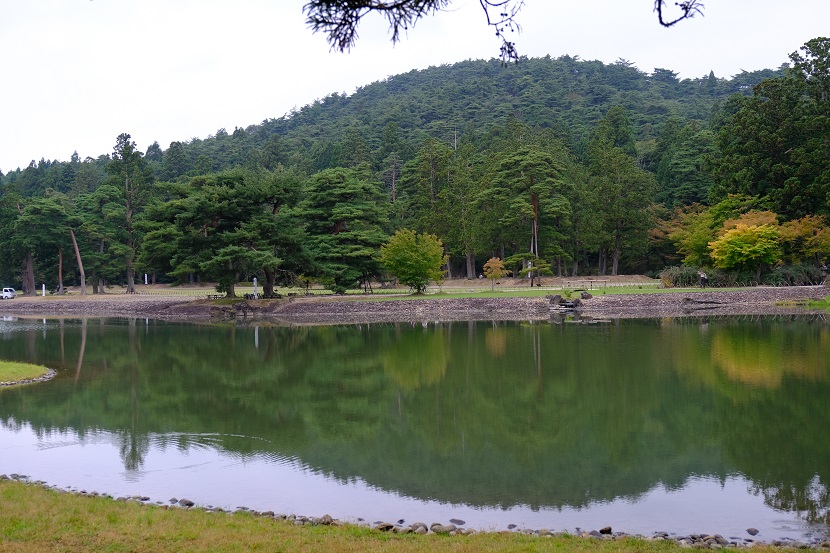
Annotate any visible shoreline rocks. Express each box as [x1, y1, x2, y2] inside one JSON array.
[[0, 368, 57, 388], [2, 473, 828, 549]]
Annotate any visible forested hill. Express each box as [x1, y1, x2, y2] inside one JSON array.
[[5, 45, 828, 294], [1, 55, 780, 192], [259, 56, 776, 159]]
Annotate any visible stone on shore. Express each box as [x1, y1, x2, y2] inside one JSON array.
[[430, 523, 456, 534]]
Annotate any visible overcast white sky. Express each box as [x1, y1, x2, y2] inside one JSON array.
[[1, 1, 828, 172]]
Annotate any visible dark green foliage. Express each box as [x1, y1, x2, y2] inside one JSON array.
[[486, 145, 572, 262], [652, 120, 716, 206], [710, 38, 830, 219], [0, 48, 823, 283], [659, 265, 726, 287], [660, 262, 824, 288], [300, 166, 389, 291], [1, 55, 782, 199], [588, 107, 657, 275], [141, 168, 308, 297], [11, 195, 73, 294], [765, 263, 825, 286]]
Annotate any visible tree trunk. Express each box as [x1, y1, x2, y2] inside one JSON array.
[[263, 268, 276, 299], [22, 252, 36, 296], [444, 247, 452, 280], [94, 239, 105, 294], [530, 192, 540, 257], [226, 283, 235, 298], [527, 259, 536, 287], [126, 259, 136, 293], [612, 232, 621, 276], [57, 247, 64, 295], [530, 219, 538, 258], [466, 251, 476, 279], [69, 228, 86, 295], [125, 172, 137, 294]]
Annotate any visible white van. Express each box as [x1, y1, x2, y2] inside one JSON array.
[[2, 288, 16, 299]]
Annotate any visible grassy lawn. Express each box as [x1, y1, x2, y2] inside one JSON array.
[[341, 285, 748, 301], [0, 361, 49, 384], [0, 479, 783, 553], [808, 296, 830, 308]]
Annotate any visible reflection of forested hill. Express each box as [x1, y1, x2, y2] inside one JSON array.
[[0, 318, 827, 522]]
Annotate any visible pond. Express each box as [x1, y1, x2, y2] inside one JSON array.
[[1, 315, 829, 542]]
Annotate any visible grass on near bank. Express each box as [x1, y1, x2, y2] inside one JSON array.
[[0, 480, 782, 553], [0, 361, 49, 385]]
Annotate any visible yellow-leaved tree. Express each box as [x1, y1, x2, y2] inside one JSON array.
[[483, 257, 507, 290], [708, 211, 781, 282]]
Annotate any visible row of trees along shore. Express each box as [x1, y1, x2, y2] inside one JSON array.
[[1, 39, 829, 296]]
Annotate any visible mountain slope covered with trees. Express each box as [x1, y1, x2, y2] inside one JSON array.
[[1, 42, 827, 295]]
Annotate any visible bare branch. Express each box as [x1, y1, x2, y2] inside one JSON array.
[[303, 1, 452, 53], [304, 1, 697, 64], [303, 0, 524, 63], [654, 0, 704, 27], [479, 0, 524, 65]]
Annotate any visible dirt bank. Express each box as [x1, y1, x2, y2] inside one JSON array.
[[0, 285, 826, 324], [577, 286, 829, 320], [0, 294, 198, 320]]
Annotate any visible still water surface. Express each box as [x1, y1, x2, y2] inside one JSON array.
[[1, 316, 828, 541]]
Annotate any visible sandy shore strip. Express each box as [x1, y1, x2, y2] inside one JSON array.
[[0, 285, 826, 324]]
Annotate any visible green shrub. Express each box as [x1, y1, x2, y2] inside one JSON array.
[[659, 266, 705, 288], [764, 263, 824, 286]]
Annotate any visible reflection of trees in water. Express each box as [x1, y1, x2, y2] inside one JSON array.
[[707, 327, 830, 524], [755, 478, 830, 526], [118, 428, 149, 473], [74, 319, 86, 383], [710, 321, 829, 388], [120, 320, 148, 472], [717, 376, 830, 525], [382, 324, 447, 389], [663, 316, 830, 524], [484, 325, 507, 358], [0, 317, 828, 523], [665, 316, 829, 391]]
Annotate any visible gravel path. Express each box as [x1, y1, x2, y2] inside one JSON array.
[[0, 285, 826, 324]]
